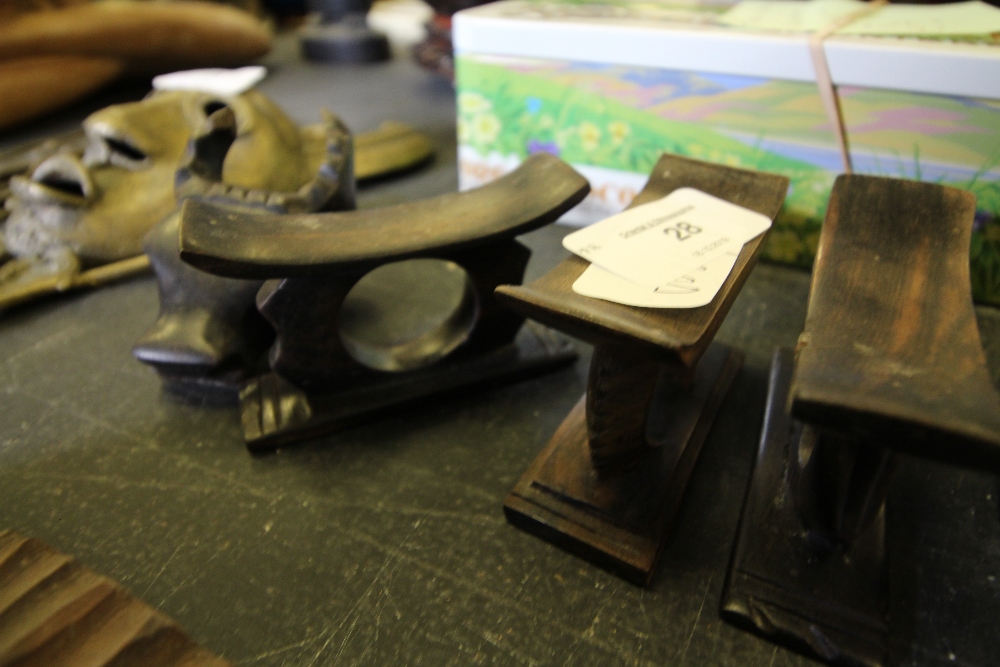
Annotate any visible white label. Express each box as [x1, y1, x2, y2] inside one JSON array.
[[152, 66, 267, 97], [572, 250, 741, 309], [562, 187, 770, 290]]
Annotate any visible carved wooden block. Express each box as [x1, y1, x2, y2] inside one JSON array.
[[179, 153, 590, 449], [0, 530, 230, 667], [496, 154, 789, 585], [722, 175, 1000, 667]]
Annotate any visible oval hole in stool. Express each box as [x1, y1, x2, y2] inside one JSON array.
[[338, 259, 478, 372]]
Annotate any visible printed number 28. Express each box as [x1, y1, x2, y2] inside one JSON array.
[[664, 221, 702, 241]]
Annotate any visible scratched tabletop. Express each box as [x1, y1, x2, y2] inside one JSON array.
[[1, 37, 999, 667]]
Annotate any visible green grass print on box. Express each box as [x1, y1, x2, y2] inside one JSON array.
[[456, 56, 1000, 306]]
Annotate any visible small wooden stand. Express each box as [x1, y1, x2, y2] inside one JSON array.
[[722, 175, 1000, 667], [179, 154, 590, 450], [496, 154, 789, 585]]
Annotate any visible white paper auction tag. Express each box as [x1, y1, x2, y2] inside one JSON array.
[[562, 187, 771, 289], [152, 66, 267, 97], [572, 250, 740, 309]]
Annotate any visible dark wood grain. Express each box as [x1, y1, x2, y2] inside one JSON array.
[[724, 175, 1000, 667], [178, 153, 590, 279], [791, 175, 1000, 470], [496, 154, 789, 367], [722, 349, 888, 667], [0, 530, 230, 667], [585, 344, 667, 474]]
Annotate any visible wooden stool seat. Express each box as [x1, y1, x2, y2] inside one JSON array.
[[497, 154, 789, 585], [791, 175, 1000, 468], [723, 174, 1000, 667], [180, 153, 587, 279]]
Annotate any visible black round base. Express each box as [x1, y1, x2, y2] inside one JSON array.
[[300, 22, 391, 63]]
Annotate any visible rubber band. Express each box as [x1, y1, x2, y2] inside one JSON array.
[[808, 0, 888, 173]]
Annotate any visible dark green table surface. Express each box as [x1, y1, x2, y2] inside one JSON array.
[[1, 38, 998, 667]]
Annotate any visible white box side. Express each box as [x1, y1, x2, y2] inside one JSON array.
[[454, 1, 1000, 99], [825, 37, 1000, 98], [453, 11, 817, 82]]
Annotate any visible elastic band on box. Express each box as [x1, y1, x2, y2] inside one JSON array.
[[808, 0, 888, 174]]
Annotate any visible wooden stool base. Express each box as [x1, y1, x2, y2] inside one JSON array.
[[240, 324, 576, 452], [503, 343, 741, 586], [721, 349, 888, 667]]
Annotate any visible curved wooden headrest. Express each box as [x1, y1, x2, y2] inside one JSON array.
[[496, 153, 789, 365], [791, 174, 1000, 470], [179, 153, 590, 279]]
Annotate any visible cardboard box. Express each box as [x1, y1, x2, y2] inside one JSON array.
[[453, 0, 1000, 305]]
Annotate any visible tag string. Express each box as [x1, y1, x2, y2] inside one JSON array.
[[807, 0, 889, 174]]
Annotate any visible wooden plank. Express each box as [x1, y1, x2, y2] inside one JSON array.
[[179, 153, 589, 279], [791, 175, 1000, 470]]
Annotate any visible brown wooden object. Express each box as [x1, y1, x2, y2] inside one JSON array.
[[0, 56, 122, 132], [722, 175, 1000, 667], [0, 529, 230, 667], [178, 153, 590, 450], [495, 154, 789, 585], [0, 1, 272, 72]]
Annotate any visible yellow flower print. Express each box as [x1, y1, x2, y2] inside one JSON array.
[[458, 118, 471, 145], [578, 122, 601, 152], [458, 92, 491, 115], [474, 113, 502, 144], [608, 121, 631, 145]]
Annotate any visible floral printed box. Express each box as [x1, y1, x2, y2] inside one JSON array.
[[453, 0, 1000, 305]]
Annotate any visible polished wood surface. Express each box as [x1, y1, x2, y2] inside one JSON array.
[[495, 154, 789, 367], [0, 530, 230, 667], [791, 175, 1000, 470], [724, 175, 1000, 667], [179, 153, 589, 279]]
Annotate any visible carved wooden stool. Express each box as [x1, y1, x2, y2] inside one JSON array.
[[178, 154, 589, 451], [721, 175, 1000, 667], [494, 154, 789, 585]]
